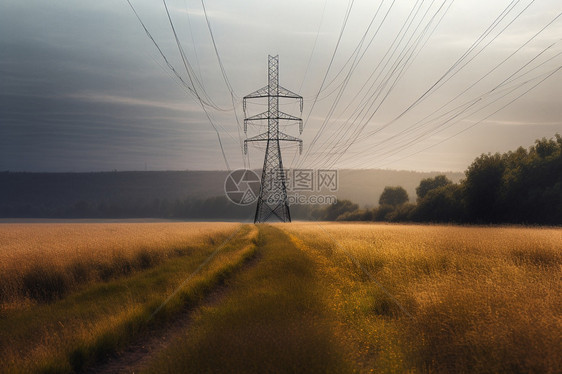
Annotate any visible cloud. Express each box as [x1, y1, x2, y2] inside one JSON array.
[[67, 92, 199, 113], [2, 0, 561, 172], [473, 119, 562, 126]]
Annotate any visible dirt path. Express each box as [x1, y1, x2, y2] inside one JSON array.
[[136, 224, 352, 373], [86, 225, 355, 373], [85, 251, 262, 374]]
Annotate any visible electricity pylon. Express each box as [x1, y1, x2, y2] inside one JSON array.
[[243, 55, 303, 223]]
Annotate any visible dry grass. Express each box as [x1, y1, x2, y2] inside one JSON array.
[[144, 224, 352, 374], [0, 222, 257, 373], [0, 222, 239, 306], [282, 222, 562, 373], [2, 221, 560, 372]]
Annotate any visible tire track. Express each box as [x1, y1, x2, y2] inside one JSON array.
[[84, 231, 261, 374]]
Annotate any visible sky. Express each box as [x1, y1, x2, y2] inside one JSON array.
[[1, 0, 561, 172]]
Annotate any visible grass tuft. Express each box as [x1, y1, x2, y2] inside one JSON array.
[[511, 247, 561, 268], [0, 222, 239, 306], [22, 265, 70, 302], [0, 222, 255, 373]]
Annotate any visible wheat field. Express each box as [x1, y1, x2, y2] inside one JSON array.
[[0, 221, 240, 306], [0, 222, 257, 373], [282, 223, 562, 373], [1, 221, 560, 373]]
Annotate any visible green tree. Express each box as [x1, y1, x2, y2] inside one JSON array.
[[501, 135, 562, 223], [321, 199, 359, 221], [412, 184, 465, 223], [336, 209, 372, 221], [416, 175, 452, 200], [379, 186, 409, 207], [372, 204, 395, 221], [463, 153, 505, 222], [386, 203, 416, 222]]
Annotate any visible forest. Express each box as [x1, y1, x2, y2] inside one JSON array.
[[333, 134, 562, 225]]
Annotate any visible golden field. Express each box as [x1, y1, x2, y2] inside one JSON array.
[[0, 222, 257, 372], [281, 223, 562, 373], [0, 222, 240, 306], [0, 221, 560, 373]]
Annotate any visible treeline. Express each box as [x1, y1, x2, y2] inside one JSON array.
[[0, 194, 320, 221], [1, 195, 243, 219], [324, 134, 562, 225], [2, 135, 559, 224]]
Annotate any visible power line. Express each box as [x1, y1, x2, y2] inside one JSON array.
[[337, 13, 562, 169], [366, 0, 530, 139], [299, 0, 398, 162], [372, 66, 562, 169], [297, 0, 329, 95], [125, 0, 560, 172], [162, 0, 231, 170], [183, 0, 205, 85], [303, 0, 451, 170], [295, 0, 397, 168], [125, 0, 228, 111], [200, 0, 247, 167], [303, 0, 440, 169], [344, 60, 562, 169], [310, 0, 545, 171], [301, 0, 356, 131], [350, 25, 562, 162]]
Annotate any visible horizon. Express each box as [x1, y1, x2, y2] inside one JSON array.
[[1, 167, 468, 175]]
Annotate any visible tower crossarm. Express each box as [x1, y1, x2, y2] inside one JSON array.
[[243, 132, 267, 154], [244, 111, 268, 132], [244, 132, 269, 143], [278, 131, 303, 154], [278, 86, 303, 113], [277, 111, 301, 122], [245, 111, 269, 121], [277, 131, 301, 143], [278, 111, 303, 134], [243, 131, 302, 154], [244, 132, 269, 142], [244, 131, 301, 143], [243, 86, 268, 114], [245, 111, 301, 122], [244, 111, 303, 134], [244, 85, 269, 99]]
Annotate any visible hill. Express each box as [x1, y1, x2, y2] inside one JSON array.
[[0, 169, 463, 218]]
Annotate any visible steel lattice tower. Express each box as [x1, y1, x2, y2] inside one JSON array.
[[243, 55, 303, 223]]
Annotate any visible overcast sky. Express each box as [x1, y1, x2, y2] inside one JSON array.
[[1, 0, 561, 172]]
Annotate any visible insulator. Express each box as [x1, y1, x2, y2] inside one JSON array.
[[299, 141, 303, 155], [244, 142, 248, 154], [299, 120, 303, 134]]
